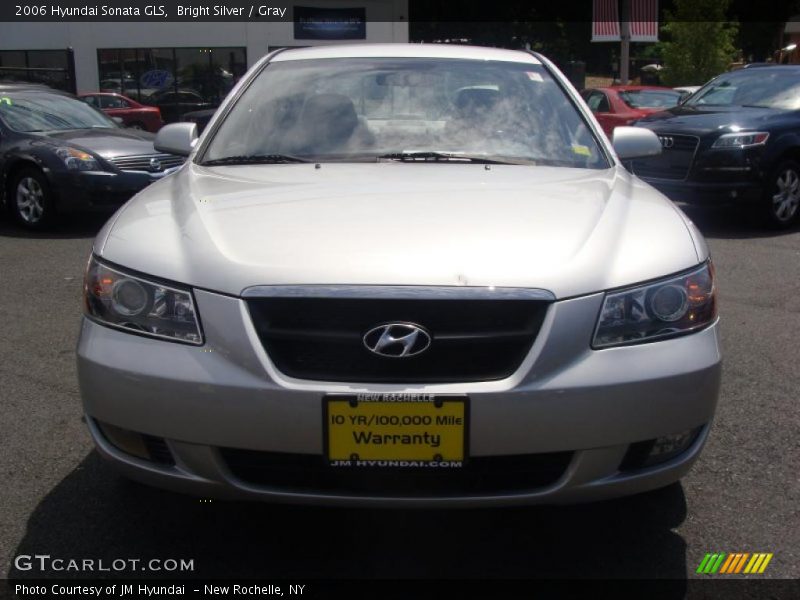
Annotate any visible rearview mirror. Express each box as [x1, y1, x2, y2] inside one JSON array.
[[612, 126, 662, 161], [154, 122, 198, 156]]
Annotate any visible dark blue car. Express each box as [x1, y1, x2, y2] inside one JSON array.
[[632, 65, 800, 228], [0, 84, 184, 229]]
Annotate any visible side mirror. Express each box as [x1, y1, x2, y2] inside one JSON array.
[[154, 122, 197, 156], [612, 126, 662, 161]]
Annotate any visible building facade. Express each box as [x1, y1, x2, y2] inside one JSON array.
[[0, 1, 408, 121]]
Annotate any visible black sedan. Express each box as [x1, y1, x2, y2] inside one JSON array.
[[631, 65, 800, 227], [146, 89, 214, 123], [0, 84, 184, 229]]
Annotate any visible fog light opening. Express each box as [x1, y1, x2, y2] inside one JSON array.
[[96, 421, 174, 465], [620, 427, 703, 471], [650, 429, 697, 459]]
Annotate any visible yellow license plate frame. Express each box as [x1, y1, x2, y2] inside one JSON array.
[[324, 395, 468, 465]]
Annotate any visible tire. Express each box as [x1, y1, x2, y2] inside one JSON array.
[[9, 167, 55, 229], [762, 160, 800, 228]]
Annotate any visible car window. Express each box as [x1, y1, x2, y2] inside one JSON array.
[[202, 57, 609, 169], [82, 95, 99, 107], [618, 90, 681, 109], [585, 91, 610, 113], [100, 95, 130, 109], [178, 93, 200, 102], [687, 70, 800, 109], [0, 91, 116, 131], [690, 85, 736, 106]]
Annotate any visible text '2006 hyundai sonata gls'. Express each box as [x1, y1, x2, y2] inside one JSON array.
[[77, 44, 721, 506]]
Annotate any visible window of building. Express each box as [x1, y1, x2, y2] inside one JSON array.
[[97, 47, 246, 122], [0, 49, 74, 93]]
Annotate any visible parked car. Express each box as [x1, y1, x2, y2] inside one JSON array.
[[673, 86, 701, 102], [180, 107, 216, 134], [79, 92, 164, 132], [632, 65, 800, 227], [0, 84, 184, 228], [77, 44, 720, 506], [99, 80, 161, 103], [581, 86, 683, 136], [145, 88, 214, 123]]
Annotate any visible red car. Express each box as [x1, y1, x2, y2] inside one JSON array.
[[79, 92, 164, 133], [580, 86, 683, 137]]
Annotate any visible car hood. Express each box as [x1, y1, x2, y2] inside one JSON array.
[[635, 105, 785, 136], [96, 163, 703, 299], [39, 128, 156, 159]]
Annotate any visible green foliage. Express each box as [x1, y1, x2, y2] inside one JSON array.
[[660, 0, 739, 86]]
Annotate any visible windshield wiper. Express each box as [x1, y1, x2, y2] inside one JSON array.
[[376, 151, 534, 165], [200, 154, 310, 166]]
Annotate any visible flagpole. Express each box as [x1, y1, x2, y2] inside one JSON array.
[[620, 0, 631, 84]]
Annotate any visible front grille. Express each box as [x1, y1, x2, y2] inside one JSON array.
[[108, 153, 185, 172], [631, 134, 699, 180], [246, 297, 549, 383], [220, 449, 572, 496]]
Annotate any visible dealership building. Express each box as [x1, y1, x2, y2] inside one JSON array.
[[0, 1, 408, 120]]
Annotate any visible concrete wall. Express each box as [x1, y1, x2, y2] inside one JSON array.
[[0, 1, 409, 92]]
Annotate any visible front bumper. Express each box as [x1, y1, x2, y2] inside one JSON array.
[[644, 177, 762, 205], [49, 168, 175, 212], [635, 138, 766, 204], [77, 289, 722, 507]]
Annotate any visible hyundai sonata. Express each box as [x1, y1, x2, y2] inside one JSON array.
[[77, 44, 721, 506]]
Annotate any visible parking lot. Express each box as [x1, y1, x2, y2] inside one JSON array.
[[1, 203, 798, 581]]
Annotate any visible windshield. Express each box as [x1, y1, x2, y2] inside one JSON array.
[[0, 91, 116, 132], [686, 70, 800, 109], [618, 89, 681, 109], [201, 57, 608, 168]]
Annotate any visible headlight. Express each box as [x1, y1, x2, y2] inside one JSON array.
[[84, 256, 203, 345], [712, 132, 769, 149], [55, 147, 101, 171], [593, 262, 716, 349]]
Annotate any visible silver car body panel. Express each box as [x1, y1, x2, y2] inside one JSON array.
[[77, 289, 721, 505], [95, 163, 703, 299]]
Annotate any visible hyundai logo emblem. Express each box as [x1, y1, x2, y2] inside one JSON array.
[[363, 323, 432, 358], [658, 136, 674, 149], [149, 157, 163, 172]]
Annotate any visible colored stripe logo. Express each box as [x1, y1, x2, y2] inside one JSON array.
[[697, 552, 773, 574]]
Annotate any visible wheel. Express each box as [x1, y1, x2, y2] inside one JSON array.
[[763, 160, 800, 228], [10, 168, 55, 229], [128, 122, 145, 130]]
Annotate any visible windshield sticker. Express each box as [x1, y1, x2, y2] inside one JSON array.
[[525, 71, 544, 82], [572, 144, 591, 157], [0, 97, 12, 106]]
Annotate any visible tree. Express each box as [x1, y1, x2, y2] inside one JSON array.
[[660, 0, 739, 86]]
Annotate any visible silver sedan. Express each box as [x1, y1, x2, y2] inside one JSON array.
[[77, 44, 721, 506]]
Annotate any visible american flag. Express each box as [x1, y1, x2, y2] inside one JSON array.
[[629, 0, 659, 42], [592, 0, 621, 42], [593, 0, 659, 43]]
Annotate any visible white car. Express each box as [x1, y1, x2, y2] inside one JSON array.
[[77, 44, 721, 506], [674, 85, 701, 102]]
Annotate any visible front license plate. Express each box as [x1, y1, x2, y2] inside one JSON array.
[[324, 394, 467, 466]]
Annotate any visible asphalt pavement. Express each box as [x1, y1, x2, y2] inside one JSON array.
[[0, 204, 798, 582]]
